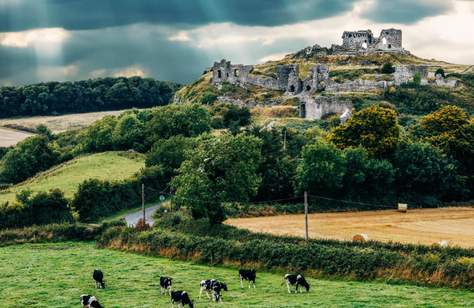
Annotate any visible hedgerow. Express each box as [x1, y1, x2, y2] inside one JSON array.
[[97, 224, 474, 288]]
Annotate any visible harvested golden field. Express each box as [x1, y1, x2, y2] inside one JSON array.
[[0, 127, 34, 147], [0, 110, 129, 134], [226, 207, 474, 248]]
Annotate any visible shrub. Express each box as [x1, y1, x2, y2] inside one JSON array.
[[0, 189, 73, 229], [435, 68, 445, 78], [72, 166, 168, 222], [381, 63, 395, 74]]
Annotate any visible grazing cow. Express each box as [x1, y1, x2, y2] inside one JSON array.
[[159, 276, 173, 295], [80, 294, 103, 308], [93, 269, 105, 289], [170, 290, 194, 308], [199, 279, 228, 302], [239, 269, 256, 288], [284, 274, 310, 293]]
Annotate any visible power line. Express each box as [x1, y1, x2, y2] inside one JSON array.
[[307, 194, 396, 209]]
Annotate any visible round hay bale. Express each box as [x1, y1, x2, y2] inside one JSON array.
[[438, 240, 450, 248], [352, 233, 369, 243], [398, 203, 408, 213]]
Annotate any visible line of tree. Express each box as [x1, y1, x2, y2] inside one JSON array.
[[1, 102, 473, 226], [0, 77, 180, 118]]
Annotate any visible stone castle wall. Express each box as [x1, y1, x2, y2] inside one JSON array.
[[301, 96, 353, 121], [342, 28, 403, 52]]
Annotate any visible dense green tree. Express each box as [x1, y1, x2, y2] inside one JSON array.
[[296, 141, 346, 196], [0, 136, 59, 183], [246, 127, 296, 201], [172, 134, 262, 224], [112, 113, 144, 150], [145, 104, 212, 144], [417, 106, 474, 196], [343, 147, 395, 201], [329, 106, 400, 158], [146, 136, 196, 177], [80, 116, 118, 152], [393, 142, 463, 201], [210, 103, 251, 131]]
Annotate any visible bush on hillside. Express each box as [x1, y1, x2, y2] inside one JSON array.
[[0, 189, 73, 229], [381, 63, 395, 74], [0, 135, 60, 184], [72, 166, 168, 222], [145, 104, 212, 145]]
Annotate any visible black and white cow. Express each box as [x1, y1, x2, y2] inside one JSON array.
[[80, 294, 103, 308], [159, 276, 173, 295], [199, 279, 228, 302], [284, 274, 310, 293], [93, 269, 105, 289], [239, 269, 256, 288], [170, 290, 194, 308]]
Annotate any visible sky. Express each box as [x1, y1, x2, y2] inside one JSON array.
[[0, 0, 473, 86]]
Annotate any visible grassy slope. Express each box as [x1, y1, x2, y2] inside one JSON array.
[[0, 151, 144, 204], [0, 243, 473, 308]]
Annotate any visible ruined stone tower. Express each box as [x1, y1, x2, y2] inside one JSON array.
[[342, 30, 374, 49], [342, 28, 403, 52]]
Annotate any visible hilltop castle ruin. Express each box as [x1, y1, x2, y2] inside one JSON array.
[[208, 29, 457, 121], [342, 29, 402, 52]]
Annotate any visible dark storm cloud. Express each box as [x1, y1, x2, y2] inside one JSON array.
[[362, 0, 453, 24], [0, 0, 360, 32], [0, 22, 313, 85]]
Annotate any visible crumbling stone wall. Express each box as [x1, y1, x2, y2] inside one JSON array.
[[326, 79, 387, 93], [300, 96, 353, 121], [342, 30, 374, 49], [394, 65, 429, 85], [211, 59, 329, 94], [372, 29, 402, 51]]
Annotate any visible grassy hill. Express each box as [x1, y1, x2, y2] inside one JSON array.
[[1, 242, 473, 307], [0, 151, 145, 204], [175, 50, 474, 120]]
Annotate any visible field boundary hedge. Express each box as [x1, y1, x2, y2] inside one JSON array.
[[0, 222, 124, 246], [98, 225, 474, 289]]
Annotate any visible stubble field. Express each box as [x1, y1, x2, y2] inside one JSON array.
[[226, 207, 474, 248]]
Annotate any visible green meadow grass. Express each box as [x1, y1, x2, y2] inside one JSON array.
[[0, 242, 473, 307], [0, 151, 144, 204]]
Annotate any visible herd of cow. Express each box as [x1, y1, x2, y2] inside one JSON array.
[[80, 268, 310, 307]]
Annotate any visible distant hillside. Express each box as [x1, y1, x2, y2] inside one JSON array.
[[0, 77, 181, 119], [175, 47, 473, 120], [0, 151, 144, 204]]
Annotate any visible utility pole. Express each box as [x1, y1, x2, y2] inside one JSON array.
[[283, 128, 287, 152], [304, 191, 309, 241], [142, 183, 145, 223]]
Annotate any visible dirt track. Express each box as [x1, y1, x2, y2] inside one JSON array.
[[226, 207, 474, 248]]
